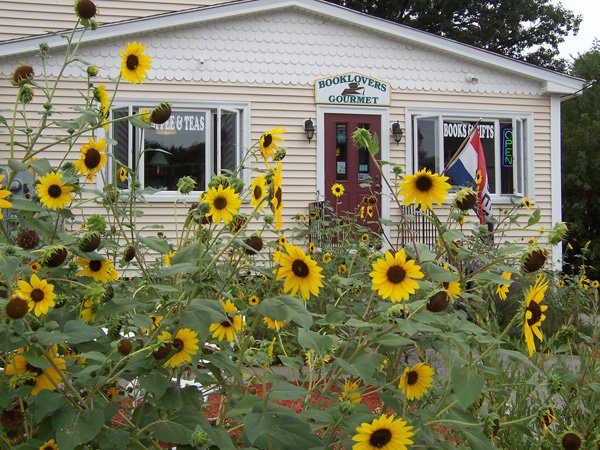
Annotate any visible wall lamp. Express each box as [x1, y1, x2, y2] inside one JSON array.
[[304, 118, 315, 143], [391, 121, 404, 144]]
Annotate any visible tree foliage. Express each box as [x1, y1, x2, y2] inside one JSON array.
[[561, 41, 600, 275], [327, 0, 580, 71]]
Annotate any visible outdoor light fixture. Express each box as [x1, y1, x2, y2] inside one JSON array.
[[391, 121, 403, 144], [304, 118, 315, 143]]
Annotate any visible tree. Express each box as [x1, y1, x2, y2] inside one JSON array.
[[561, 42, 600, 275], [326, 0, 580, 72]]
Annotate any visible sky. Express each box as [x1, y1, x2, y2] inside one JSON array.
[[556, 0, 599, 60]]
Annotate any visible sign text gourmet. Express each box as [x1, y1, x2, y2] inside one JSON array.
[[315, 73, 390, 106]]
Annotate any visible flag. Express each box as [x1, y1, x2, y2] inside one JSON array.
[[445, 128, 493, 231]]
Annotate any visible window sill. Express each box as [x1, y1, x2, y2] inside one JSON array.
[[447, 192, 531, 207], [95, 190, 203, 204]]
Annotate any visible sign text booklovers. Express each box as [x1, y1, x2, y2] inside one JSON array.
[[315, 73, 390, 106]]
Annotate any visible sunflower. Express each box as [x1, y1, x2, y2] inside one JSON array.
[[16, 274, 56, 317], [140, 315, 163, 334], [270, 162, 284, 230], [119, 166, 128, 183], [366, 205, 374, 217], [352, 413, 414, 450], [209, 300, 244, 342], [442, 280, 462, 300], [399, 168, 451, 211], [557, 278, 565, 288], [322, 252, 332, 264], [74, 137, 107, 181], [80, 299, 96, 324], [164, 251, 174, 267], [39, 438, 59, 450], [577, 276, 589, 291], [76, 258, 119, 283], [523, 275, 549, 357], [338, 263, 348, 276], [540, 407, 556, 431], [370, 250, 424, 302], [399, 362, 434, 400], [203, 185, 241, 224], [331, 183, 345, 198], [340, 380, 362, 405], [592, 280, 599, 289], [522, 197, 532, 211], [360, 233, 369, 243], [5, 347, 66, 395], [250, 175, 268, 210], [273, 243, 324, 300], [94, 83, 110, 129], [308, 242, 316, 254], [29, 261, 41, 273], [163, 328, 199, 368], [37, 172, 73, 210], [0, 175, 12, 219], [263, 316, 286, 331], [496, 271, 512, 300], [248, 295, 260, 306], [277, 235, 287, 247], [120, 41, 151, 84], [259, 127, 285, 167]]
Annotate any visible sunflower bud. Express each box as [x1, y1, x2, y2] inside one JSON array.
[[150, 102, 172, 125], [548, 221, 568, 246], [16, 229, 40, 250], [79, 232, 101, 253], [191, 426, 209, 449], [244, 235, 263, 255], [274, 148, 286, 161], [123, 245, 136, 262], [152, 343, 172, 361], [426, 291, 450, 312], [522, 248, 548, 273], [43, 246, 68, 267], [11, 65, 34, 86], [6, 296, 29, 319], [18, 86, 34, 104], [74, 0, 97, 20], [118, 338, 132, 356], [177, 176, 196, 195], [453, 187, 477, 211], [0, 406, 24, 431], [338, 399, 354, 416], [87, 65, 99, 77]]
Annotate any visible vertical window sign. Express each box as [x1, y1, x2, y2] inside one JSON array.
[[502, 127, 513, 167]]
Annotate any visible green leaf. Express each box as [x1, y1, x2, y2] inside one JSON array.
[[375, 333, 414, 347], [368, 133, 380, 156], [422, 262, 458, 282], [53, 407, 105, 450], [257, 296, 313, 329], [96, 428, 130, 450], [162, 262, 198, 275], [451, 366, 484, 409], [226, 395, 263, 418], [7, 159, 28, 172], [497, 349, 538, 371], [268, 380, 308, 401], [63, 320, 101, 344], [140, 236, 170, 254], [31, 391, 67, 424], [527, 208, 541, 226], [297, 328, 335, 353], [151, 421, 193, 445], [28, 158, 52, 175], [140, 372, 171, 399], [473, 271, 511, 284], [11, 199, 43, 212], [278, 355, 303, 371]]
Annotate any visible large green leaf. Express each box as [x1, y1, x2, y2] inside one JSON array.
[[139, 236, 170, 254], [421, 262, 459, 282], [53, 407, 105, 450], [63, 320, 101, 344], [297, 328, 336, 353], [257, 296, 313, 329], [11, 199, 43, 212], [451, 366, 484, 409], [268, 380, 308, 401], [151, 421, 193, 445]]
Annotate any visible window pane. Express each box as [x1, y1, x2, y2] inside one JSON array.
[[143, 110, 207, 191], [416, 118, 437, 172], [357, 122, 370, 181], [443, 120, 495, 191], [500, 121, 514, 194], [221, 111, 238, 173], [111, 107, 130, 187], [335, 123, 348, 180]]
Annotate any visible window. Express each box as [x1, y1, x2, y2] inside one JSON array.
[[107, 104, 246, 194], [412, 113, 530, 196]]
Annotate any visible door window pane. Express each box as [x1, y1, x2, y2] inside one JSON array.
[[335, 123, 348, 180], [357, 123, 370, 181], [143, 110, 207, 191], [416, 117, 438, 172]]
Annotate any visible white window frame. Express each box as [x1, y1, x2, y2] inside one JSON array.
[[98, 100, 251, 202], [405, 108, 534, 203]]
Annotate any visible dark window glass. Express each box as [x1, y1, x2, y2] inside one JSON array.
[[143, 110, 207, 191], [335, 123, 348, 180], [357, 123, 370, 181], [443, 120, 495, 192], [112, 107, 130, 188], [416, 118, 437, 172], [221, 111, 237, 173], [500, 121, 514, 194]]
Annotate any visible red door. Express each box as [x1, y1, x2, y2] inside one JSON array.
[[324, 113, 381, 228]]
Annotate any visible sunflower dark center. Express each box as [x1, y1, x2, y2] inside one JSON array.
[[213, 195, 227, 210], [126, 54, 139, 70], [25, 363, 43, 376], [292, 259, 310, 278], [369, 428, 392, 448], [84, 147, 101, 169], [386, 265, 406, 284], [220, 320, 232, 328], [173, 338, 184, 352], [253, 185, 263, 199], [263, 134, 273, 147], [415, 174, 433, 192], [274, 188, 282, 208], [88, 260, 102, 272], [442, 282, 449, 289], [561, 433, 582, 450], [526, 301, 542, 326], [30, 288, 45, 303], [407, 370, 419, 385], [48, 184, 62, 198]]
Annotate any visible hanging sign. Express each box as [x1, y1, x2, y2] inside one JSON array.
[[315, 72, 390, 106]]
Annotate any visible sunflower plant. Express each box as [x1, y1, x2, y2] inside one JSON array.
[[0, 5, 598, 450]]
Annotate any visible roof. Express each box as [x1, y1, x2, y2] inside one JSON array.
[[0, 0, 584, 95]]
